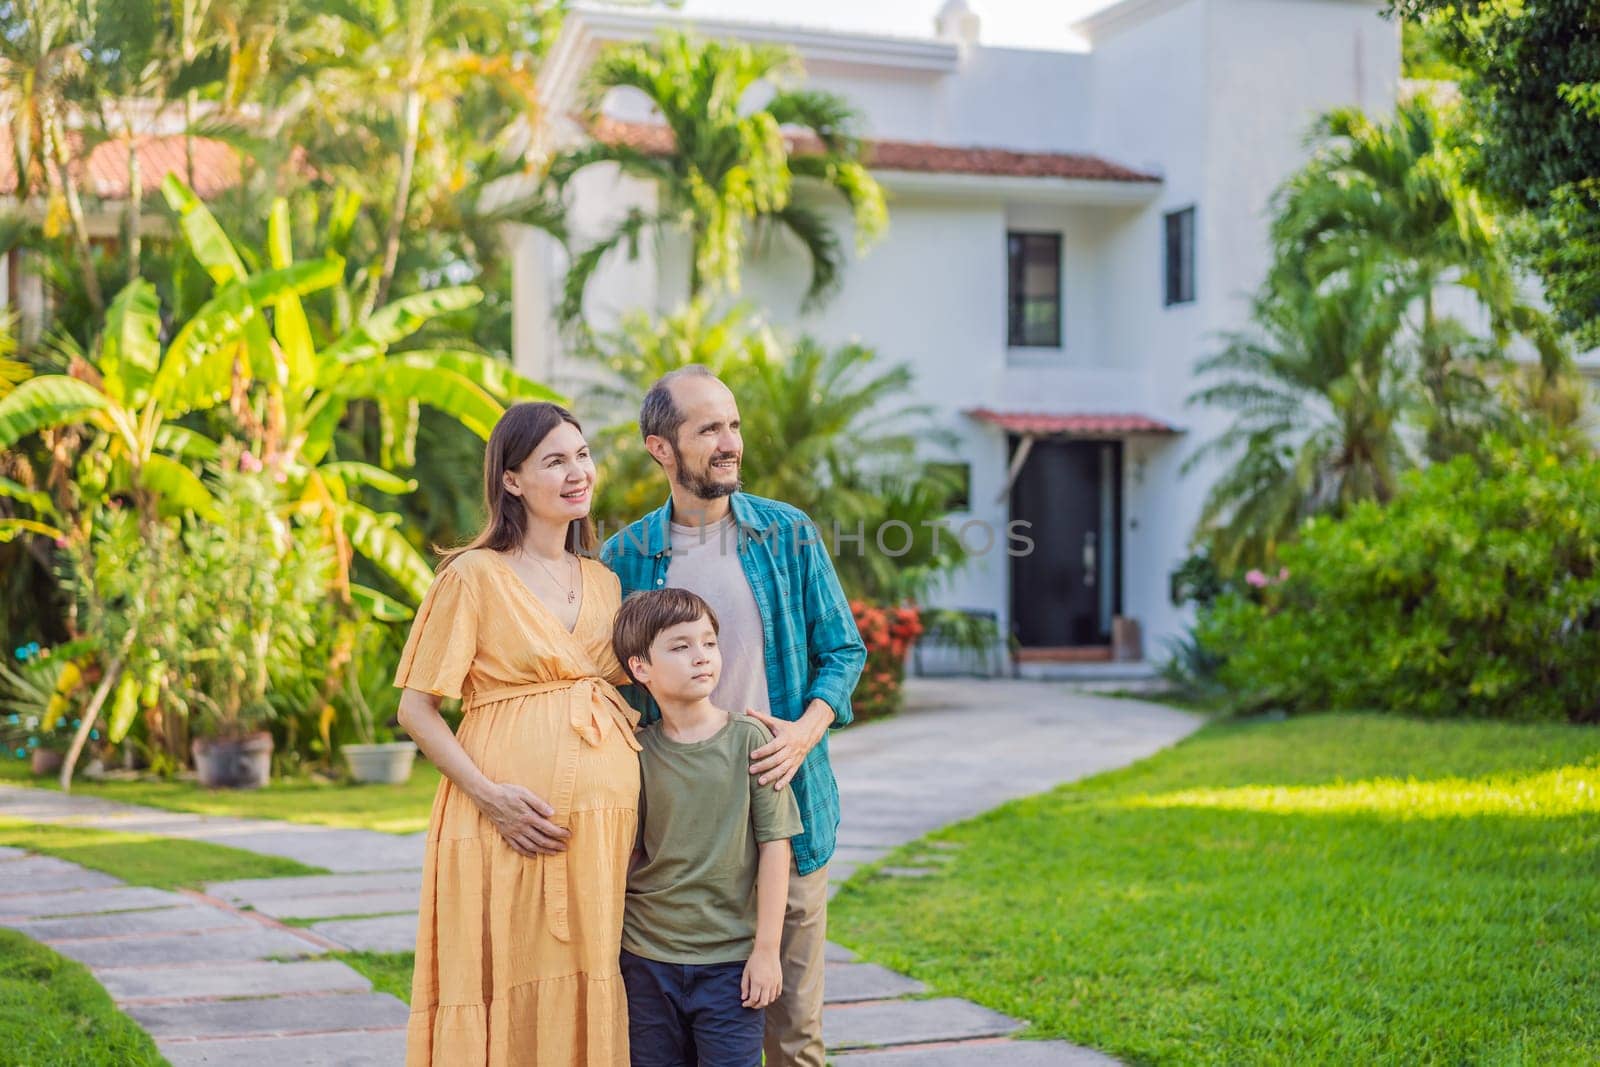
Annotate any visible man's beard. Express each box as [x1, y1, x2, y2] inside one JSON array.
[[673, 443, 741, 500]]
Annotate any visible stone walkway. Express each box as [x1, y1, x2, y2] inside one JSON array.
[[0, 679, 1198, 1065], [0, 847, 409, 1065]]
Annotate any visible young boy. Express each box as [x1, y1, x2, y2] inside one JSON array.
[[612, 588, 804, 1067]]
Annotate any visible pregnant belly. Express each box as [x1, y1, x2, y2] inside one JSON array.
[[459, 693, 639, 815]]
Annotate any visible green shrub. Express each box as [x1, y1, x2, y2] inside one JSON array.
[[1199, 442, 1600, 722]]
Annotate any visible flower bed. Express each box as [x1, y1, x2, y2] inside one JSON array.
[[849, 602, 923, 721]]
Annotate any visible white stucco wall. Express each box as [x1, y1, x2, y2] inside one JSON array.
[[806, 47, 1094, 152]]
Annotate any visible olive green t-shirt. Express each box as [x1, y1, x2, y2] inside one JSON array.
[[623, 713, 804, 965]]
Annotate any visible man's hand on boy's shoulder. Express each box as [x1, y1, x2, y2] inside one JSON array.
[[741, 947, 783, 1010], [745, 705, 831, 791]]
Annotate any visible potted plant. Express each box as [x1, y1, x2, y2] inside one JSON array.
[[177, 452, 331, 789], [342, 732, 418, 785], [337, 619, 418, 785]]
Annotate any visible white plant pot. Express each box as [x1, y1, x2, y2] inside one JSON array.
[[342, 741, 418, 784]]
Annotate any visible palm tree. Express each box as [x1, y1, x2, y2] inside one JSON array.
[[80, 0, 291, 283], [0, 0, 105, 311], [582, 301, 778, 532], [1270, 97, 1569, 460], [554, 31, 887, 322], [1186, 267, 1419, 570], [294, 0, 547, 310], [583, 300, 956, 601], [739, 335, 932, 523]]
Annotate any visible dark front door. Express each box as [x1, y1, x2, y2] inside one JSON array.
[[1009, 438, 1121, 648]]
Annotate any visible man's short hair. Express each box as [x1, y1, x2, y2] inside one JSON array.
[[639, 364, 719, 449], [612, 587, 721, 686]]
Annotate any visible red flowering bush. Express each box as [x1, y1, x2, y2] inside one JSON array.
[[849, 601, 924, 721]]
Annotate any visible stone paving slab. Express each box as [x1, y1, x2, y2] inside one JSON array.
[[243, 888, 420, 921], [99, 960, 375, 1002], [0, 854, 121, 894], [836, 1040, 1122, 1065], [311, 913, 418, 953], [130, 991, 409, 1040], [824, 961, 926, 1003], [52, 926, 326, 968], [878, 865, 937, 878], [202, 829, 424, 873], [825, 942, 857, 963], [0, 845, 24, 859], [159, 1028, 408, 1067], [824, 997, 1023, 1050], [0, 885, 186, 919], [4, 902, 252, 941], [208, 870, 421, 906]]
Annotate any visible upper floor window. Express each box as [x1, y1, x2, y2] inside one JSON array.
[[925, 460, 972, 513], [1007, 231, 1061, 348], [1165, 206, 1196, 306]]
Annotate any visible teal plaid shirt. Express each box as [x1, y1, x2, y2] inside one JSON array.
[[600, 492, 866, 876]]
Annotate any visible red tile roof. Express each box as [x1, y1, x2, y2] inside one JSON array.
[[0, 130, 242, 200], [592, 117, 1160, 184], [967, 409, 1179, 436]]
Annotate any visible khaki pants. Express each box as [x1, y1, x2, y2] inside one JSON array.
[[762, 860, 828, 1067]]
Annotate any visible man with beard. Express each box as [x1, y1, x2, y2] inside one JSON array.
[[601, 364, 866, 1067]]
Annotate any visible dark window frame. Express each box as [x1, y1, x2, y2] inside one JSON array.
[[1164, 206, 1196, 306], [1007, 230, 1063, 348], [925, 461, 972, 513]]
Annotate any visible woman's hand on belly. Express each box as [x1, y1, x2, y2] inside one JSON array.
[[477, 782, 570, 857]]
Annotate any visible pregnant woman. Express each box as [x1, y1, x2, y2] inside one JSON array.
[[395, 402, 640, 1066]]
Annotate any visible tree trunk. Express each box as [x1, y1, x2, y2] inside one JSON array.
[[125, 130, 142, 283], [41, 107, 103, 314], [58, 655, 123, 792], [1421, 289, 1453, 462], [374, 89, 421, 309], [184, 91, 197, 189], [688, 220, 704, 300]]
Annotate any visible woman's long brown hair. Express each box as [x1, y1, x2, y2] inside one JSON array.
[[438, 402, 597, 569]]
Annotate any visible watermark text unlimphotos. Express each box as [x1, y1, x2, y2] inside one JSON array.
[[594, 512, 1036, 559]]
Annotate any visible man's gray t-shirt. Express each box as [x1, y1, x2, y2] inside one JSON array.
[[667, 513, 772, 715]]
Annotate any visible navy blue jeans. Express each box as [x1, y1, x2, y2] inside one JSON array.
[[620, 949, 764, 1067]]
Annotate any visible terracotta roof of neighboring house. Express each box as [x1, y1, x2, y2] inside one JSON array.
[[591, 117, 1161, 184], [0, 131, 242, 200], [966, 409, 1180, 436]]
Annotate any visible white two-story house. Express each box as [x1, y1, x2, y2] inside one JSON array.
[[509, 0, 1402, 668]]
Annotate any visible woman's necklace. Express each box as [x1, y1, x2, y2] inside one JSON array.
[[521, 547, 577, 604]]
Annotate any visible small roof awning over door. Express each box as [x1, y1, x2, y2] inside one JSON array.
[[965, 409, 1180, 504], [965, 409, 1180, 437]]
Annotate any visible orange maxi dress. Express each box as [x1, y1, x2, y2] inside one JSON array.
[[394, 549, 641, 1066]]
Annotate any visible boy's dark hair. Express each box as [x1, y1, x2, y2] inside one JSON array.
[[612, 588, 721, 686]]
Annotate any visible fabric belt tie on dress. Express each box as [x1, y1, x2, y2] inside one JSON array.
[[462, 677, 641, 942]]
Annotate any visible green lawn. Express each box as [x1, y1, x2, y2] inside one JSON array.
[[0, 819, 321, 890], [335, 951, 415, 1003], [0, 928, 167, 1065], [0, 758, 441, 834], [831, 714, 1600, 1066]]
